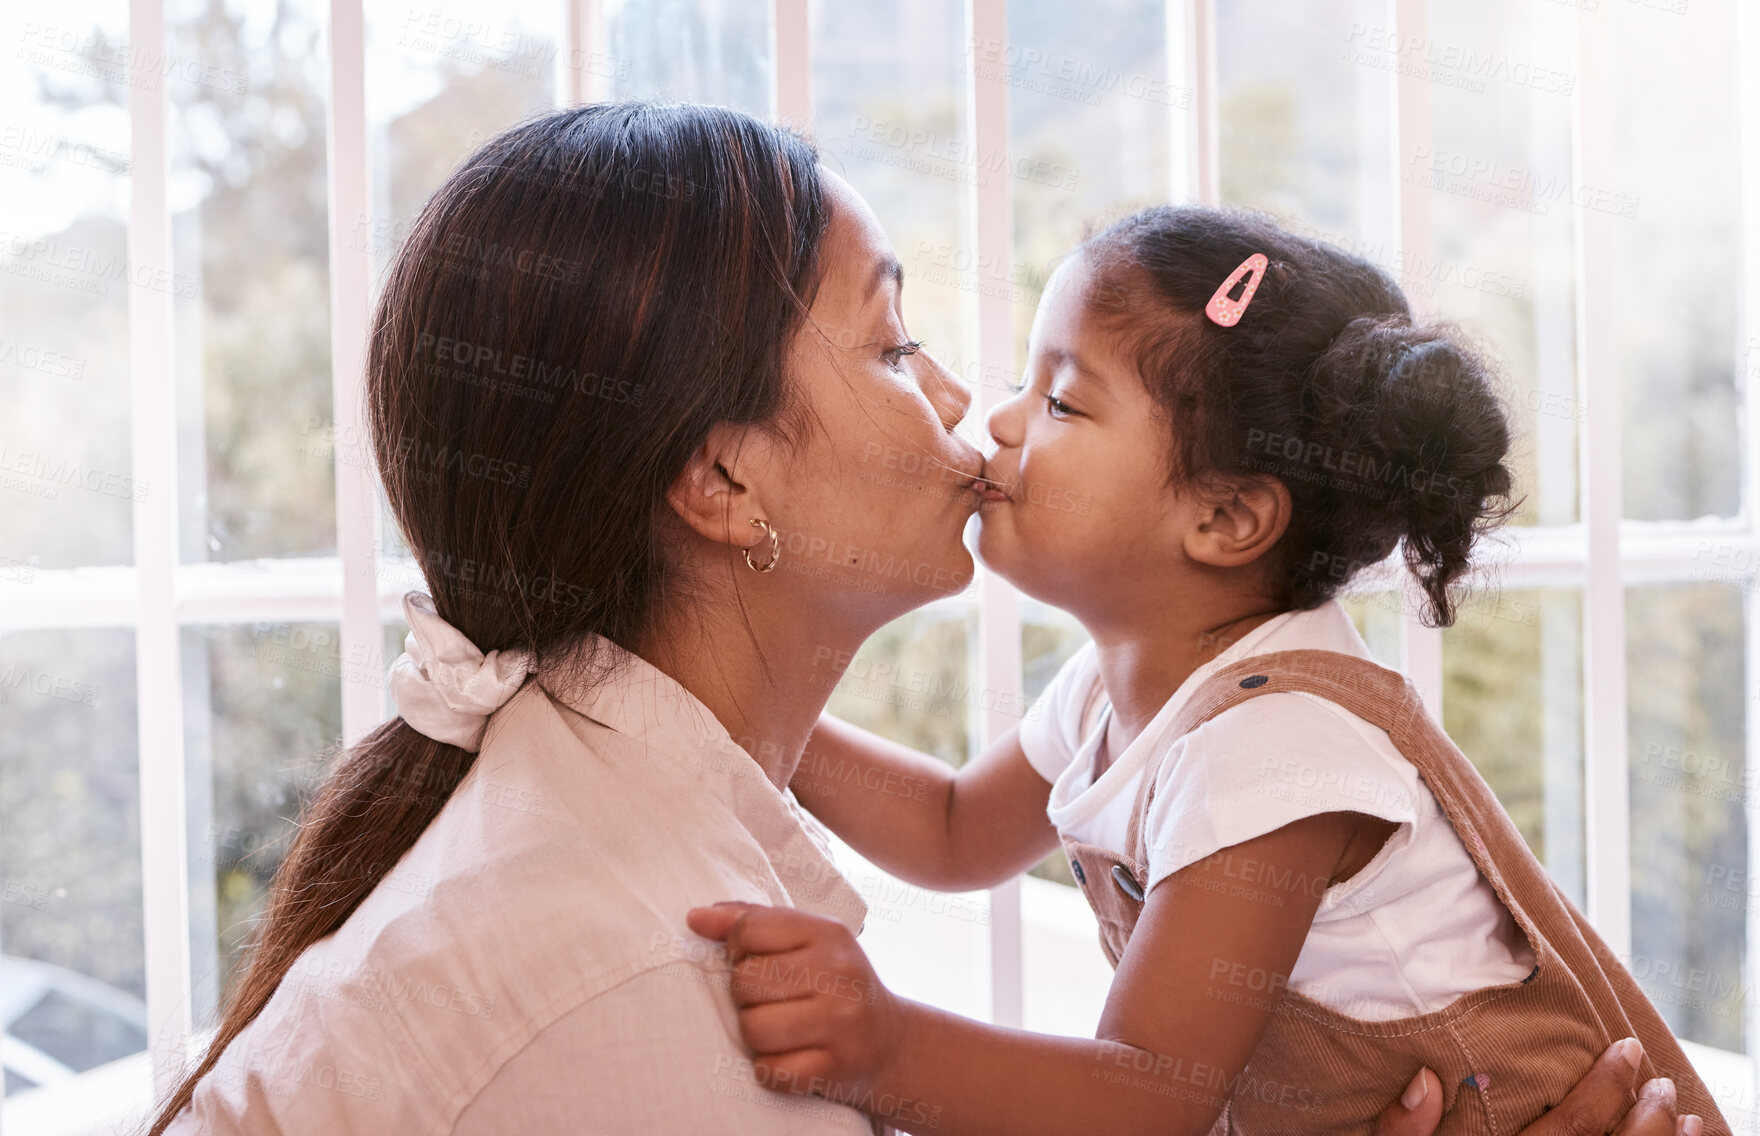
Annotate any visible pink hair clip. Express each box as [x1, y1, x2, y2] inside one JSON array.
[[1205, 252, 1269, 327]]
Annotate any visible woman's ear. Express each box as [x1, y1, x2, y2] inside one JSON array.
[[1183, 475, 1292, 568], [663, 423, 777, 551]]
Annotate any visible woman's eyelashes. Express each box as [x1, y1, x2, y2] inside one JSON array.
[[882, 338, 924, 371]]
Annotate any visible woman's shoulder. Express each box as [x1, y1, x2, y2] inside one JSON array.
[[186, 680, 865, 1132], [451, 962, 877, 1134]]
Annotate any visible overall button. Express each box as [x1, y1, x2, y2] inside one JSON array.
[[1111, 863, 1145, 902], [1069, 857, 1087, 886]]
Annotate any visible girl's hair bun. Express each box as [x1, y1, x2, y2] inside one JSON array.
[[1307, 316, 1518, 626]]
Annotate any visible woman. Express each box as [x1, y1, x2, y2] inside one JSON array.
[[149, 103, 1695, 1135]]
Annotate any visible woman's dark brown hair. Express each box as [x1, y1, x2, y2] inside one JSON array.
[[146, 101, 830, 1132], [1082, 206, 1519, 627]]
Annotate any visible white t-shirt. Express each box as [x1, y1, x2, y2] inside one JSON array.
[[1019, 599, 1535, 1021]]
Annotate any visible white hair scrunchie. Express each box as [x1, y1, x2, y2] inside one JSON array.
[[388, 590, 536, 752]]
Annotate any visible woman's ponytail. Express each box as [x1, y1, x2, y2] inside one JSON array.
[[147, 722, 472, 1133]]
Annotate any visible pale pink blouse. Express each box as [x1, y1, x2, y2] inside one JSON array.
[[166, 633, 877, 1134]]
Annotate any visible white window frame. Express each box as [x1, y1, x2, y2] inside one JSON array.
[[0, 0, 1755, 1118]]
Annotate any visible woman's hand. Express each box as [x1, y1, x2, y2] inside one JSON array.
[[685, 901, 906, 1105], [1373, 1038, 1702, 1136]]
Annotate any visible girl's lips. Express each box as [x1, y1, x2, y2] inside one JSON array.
[[971, 468, 1013, 503], [965, 471, 1011, 502]]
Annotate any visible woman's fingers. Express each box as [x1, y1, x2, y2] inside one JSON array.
[[1615, 1077, 1679, 1136], [1371, 1038, 1677, 1136], [1515, 1037, 1654, 1136], [1372, 1067, 1443, 1136]]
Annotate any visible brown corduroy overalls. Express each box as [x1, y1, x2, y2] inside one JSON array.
[[1061, 648, 1730, 1135]]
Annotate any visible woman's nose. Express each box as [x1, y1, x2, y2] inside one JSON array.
[[921, 348, 972, 430]]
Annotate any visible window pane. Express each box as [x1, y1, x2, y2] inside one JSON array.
[[368, 0, 562, 220], [820, 608, 970, 769], [1442, 587, 1585, 906], [608, 0, 770, 115], [817, 610, 986, 1020], [1611, 0, 1742, 520], [1017, 600, 1113, 1036], [1626, 583, 1747, 1052], [1421, 0, 1579, 526], [813, 0, 976, 398], [0, 3, 135, 570], [366, 0, 564, 563], [1337, 589, 1405, 670], [172, 0, 335, 562], [1020, 597, 1086, 889], [1005, 0, 1176, 352], [382, 617, 409, 720], [183, 623, 340, 1025], [1219, 0, 1396, 250], [0, 629, 145, 1125]]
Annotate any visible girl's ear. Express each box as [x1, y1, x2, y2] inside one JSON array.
[[663, 422, 777, 552], [1183, 474, 1292, 568]]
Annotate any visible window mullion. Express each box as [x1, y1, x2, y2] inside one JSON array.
[[1569, 5, 1631, 956], [326, 0, 382, 748], [963, 0, 1025, 1031], [564, 0, 611, 106], [1167, 0, 1218, 206], [128, 0, 193, 1094], [1389, 0, 1444, 718], [770, 0, 811, 133], [1735, 0, 1760, 1085]]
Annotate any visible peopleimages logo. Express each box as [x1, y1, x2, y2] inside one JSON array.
[[0, 444, 149, 502], [15, 22, 250, 94], [412, 332, 646, 406], [1242, 428, 1463, 501], [392, 434, 532, 488]]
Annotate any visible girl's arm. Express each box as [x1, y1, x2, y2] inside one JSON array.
[[688, 808, 1391, 1136], [789, 713, 1059, 892]]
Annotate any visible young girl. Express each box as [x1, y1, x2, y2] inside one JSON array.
[[686, 207, 1725, 1136]]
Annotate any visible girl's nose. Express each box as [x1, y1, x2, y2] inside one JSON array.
[[985, 387, 1024, 449]]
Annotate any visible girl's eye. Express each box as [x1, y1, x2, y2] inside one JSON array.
[[1004, 375, 1028, 394], [1045, 393, 1075, 417], [883, 339, 924, 370]]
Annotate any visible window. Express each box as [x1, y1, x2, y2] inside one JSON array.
[[2, 0, 1756, 1129]]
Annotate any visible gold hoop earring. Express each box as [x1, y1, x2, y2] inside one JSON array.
[[743, 518, 781, 572]]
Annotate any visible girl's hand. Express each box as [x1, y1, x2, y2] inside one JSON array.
[[685, 901, 906, 1105]]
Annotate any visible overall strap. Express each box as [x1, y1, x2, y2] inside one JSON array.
[[1119, 649, 1415, 867], [1165, 649, 1416, 740]]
